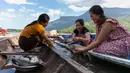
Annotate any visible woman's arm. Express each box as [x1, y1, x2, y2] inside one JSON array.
[[78, 32, 90, 42], [85, 23, 116, 50], [36, 25, 54, 48], [93, 25, 99, 41], [72, 33, 78, 41], [72, 33, 75, 38], [47, 35, 59, 38], [41, 34, 54, 48], [78, 32, 90, 46], [73, 23, 116, 53]]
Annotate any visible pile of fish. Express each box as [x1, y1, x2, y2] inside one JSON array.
[[10, 47, 45, 72]]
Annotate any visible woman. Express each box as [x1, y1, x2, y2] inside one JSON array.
[[73, 5, 130, 58], [72, 19, 90, 46], [19, 14, 56, 51]]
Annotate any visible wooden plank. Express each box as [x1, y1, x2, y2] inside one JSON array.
[[1, 65, 15, 70], [8, 36, 19, 49], [51, 45, 94, 73], [29, 45, 92, 73], [60, 63, 79, 73], [63, 57, 93, 73], [88, 51, 130, 68], [2, 36, 130, 73], [0, 52, 41, 55], [0, 38, 8, 42], [0, 55, 7, 69], [0, 39, 14, 52]]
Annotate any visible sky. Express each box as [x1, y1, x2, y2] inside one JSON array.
[[0, 0, 130, 29]]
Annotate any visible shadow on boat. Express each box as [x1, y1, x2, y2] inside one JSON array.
[[0, 36, 130, 73], [15, 66, 45, 73]]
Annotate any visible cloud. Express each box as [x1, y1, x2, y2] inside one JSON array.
[[30, 9, 63, 22], [101, 0, 130, 8], [39, 6, 44, 9], [69, 5, 90, 12], [57, 0, 81, 4], [7, 9, 15, 12], [58, 0, 130, 8], [30, 11, 57, 22], [0, 18, 4, 20], [48, 9, 63, 16], [57, 0, 104, 6], [19, 7, 35, 12], [4, 0, 35, 5], [30, 12, 43, 17], [58, 0, 104, 12], [59, 0, 130, 12], [0, 12, 16, 18]]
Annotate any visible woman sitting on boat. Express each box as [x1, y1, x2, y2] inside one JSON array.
[[73, 5, 130, 58], [72, 19, 91, 46], [19, 14, 58, 51]]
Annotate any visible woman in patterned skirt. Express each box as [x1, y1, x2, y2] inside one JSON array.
[[72, 5, 130, 58]]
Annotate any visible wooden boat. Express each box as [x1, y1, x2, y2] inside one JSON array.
[[58, 34, 130, 69], [88, 51, 130, 68], [0, 36, 94, 73], [0, 35, 130, 73]]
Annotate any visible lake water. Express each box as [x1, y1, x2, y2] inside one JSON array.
[[0, 69, 15, 73], [8, 32, 20, 36]]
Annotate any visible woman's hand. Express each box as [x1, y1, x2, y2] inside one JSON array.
[[47, 35, 59, 38], [47, 40, 54, 48], [72, 37, 76, 41], [72, 47, 86, 53], [41, 34, 54, 49], [72, 37, 80, 41]]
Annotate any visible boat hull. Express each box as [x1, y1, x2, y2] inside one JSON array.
[[0, 36, 130, 73]]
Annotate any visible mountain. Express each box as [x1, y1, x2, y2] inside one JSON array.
[[8, 29, 22, 32], [46, 8, 130, 30], [59, 16, 130, 33]]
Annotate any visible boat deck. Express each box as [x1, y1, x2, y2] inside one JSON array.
[[0, 36, 130, 73]]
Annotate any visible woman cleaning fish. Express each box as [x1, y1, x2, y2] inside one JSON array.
[[72, 19, 91, 46], [19, 14, 59, 52], [72, 5, 130, 59]]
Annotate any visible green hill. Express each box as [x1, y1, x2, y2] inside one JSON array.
[[117, 16, 130, 30], [58, 16, 130, 33], [8, 29, 22, 32], [58, 22, 95, 33], [47, 8, 130, 30]]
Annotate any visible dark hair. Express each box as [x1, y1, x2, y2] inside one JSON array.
[[38, 14, 50, 23], [75, 19, 84, 26], [89, 5, 107, 27], [74, 27, 89, 36], [25, 14, 49, 28]]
